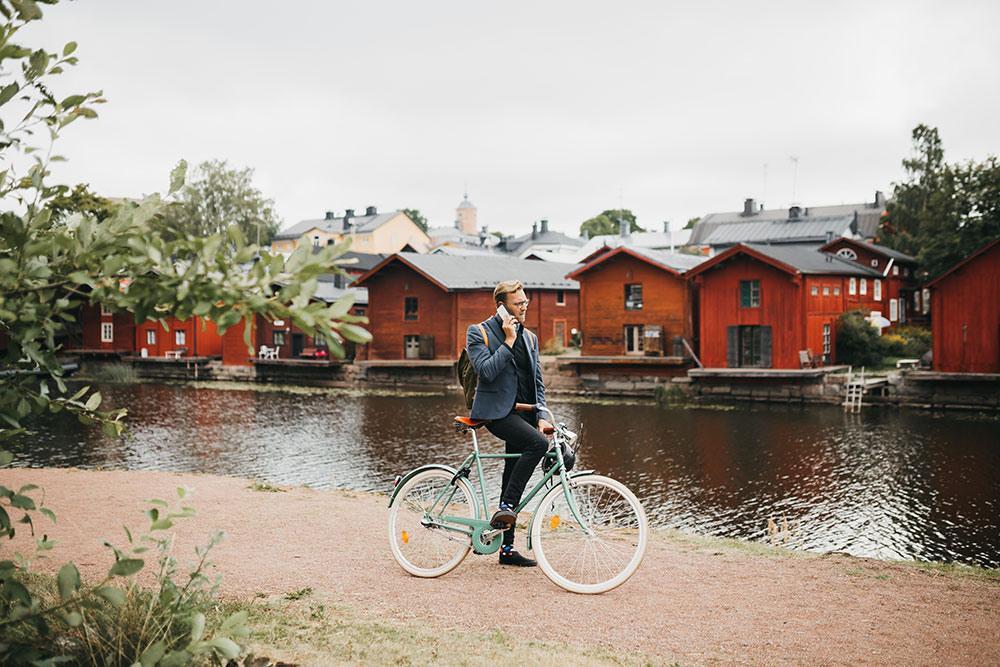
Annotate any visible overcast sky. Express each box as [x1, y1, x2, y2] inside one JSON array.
[[24, 1, 1000, 237]]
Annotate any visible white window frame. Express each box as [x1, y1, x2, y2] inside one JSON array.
[[146, 329, 156, 345], [833, 287, 841, 296], [849, 278, 857, 295], [822, 323, 831, 355], [811, 285, 819, 296], [822, 286, 830, 296], [889, 298, 898, 322], [860, 278, 868, 295], [101, 322, 114, 343], [873, 279, 882, 302], [892, 265, 899, 276], [922, 288, 930, 314], [175, 330, 186, 346], [100, 303, 112, 317], [556, 289, 565, 306], [836, 248, 857, 261]]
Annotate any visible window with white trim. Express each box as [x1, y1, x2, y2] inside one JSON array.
[[146, 329, 156, 345], [849, 278, 857, 295], [100, 322, 113, 342], [822, 286, 830, 296], [175, 330, 186, 346], [889, 299, 898, 322], [811, 285, 819, 296], [822, 323, 831, 355], [836, 248, 857, 260], [922, 288, 930, 314], [860, 278, 868, 295], [873, 279, 882, 301], [892, 266, 899, 276], [100, 304, 112, 316], [833, 287, 840, 296], [870, 259, 879, 267], [624, 325, 645, 354]]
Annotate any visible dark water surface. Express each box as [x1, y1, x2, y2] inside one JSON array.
[[7, 382, 1000, 567]]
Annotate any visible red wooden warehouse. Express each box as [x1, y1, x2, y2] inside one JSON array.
[[819, 237, 923, 325], [353, 253, 579, 361], [133, 316, 223, 359], [566, 246, 705, 357], [925, 238, 1000, 373], [686, 243, 884, 369], [64, 303, 136, 356]]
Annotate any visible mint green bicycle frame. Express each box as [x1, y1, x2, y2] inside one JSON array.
[[397, 414, 592, 556]]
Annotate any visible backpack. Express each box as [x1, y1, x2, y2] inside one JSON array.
[[457, 323, 488, 409]]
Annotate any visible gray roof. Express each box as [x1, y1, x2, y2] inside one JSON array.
[[862, 242, 916, 263], [624, 246, 707, 273], [745, 244, 883, 276], [693, 201, 885, 246], [274, 211, 402, 240], [314, 282, 368, 306], [338, 251, 388, 272], [503, 229, 585, 255], [693, 214, 857, 247], [368, 253, 580, 290]]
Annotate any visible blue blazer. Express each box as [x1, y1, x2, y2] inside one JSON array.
[[466, 316, 547, 421]]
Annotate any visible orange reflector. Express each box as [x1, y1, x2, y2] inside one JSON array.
[[550, 515, 561, 530], [401, 531, 409, 544]]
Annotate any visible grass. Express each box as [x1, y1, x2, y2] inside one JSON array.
[[248, 480, 286, 493], [214, 594, 663, 666]]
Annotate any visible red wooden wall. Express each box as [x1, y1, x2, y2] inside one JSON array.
[[77, 304, 135, 353], [362, 261, 455, 360], [134, 317, 222, 358], [575, 253, 692, 356], [695, 255, 805, 369], [931, 242, 1000, 372]]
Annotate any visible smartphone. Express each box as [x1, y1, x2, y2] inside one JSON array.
[[496, 304, 512, 321]]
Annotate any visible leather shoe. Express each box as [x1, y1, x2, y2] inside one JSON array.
[[499, 549, 537, 567], [490, 508, 516, 531]]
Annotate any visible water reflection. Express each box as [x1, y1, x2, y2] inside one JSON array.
[[8, 383, 999, 567]]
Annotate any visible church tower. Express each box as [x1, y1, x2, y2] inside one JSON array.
[[456, 190, 477, 235]]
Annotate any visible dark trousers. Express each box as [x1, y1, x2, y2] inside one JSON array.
[[486, 410, 549, 545]]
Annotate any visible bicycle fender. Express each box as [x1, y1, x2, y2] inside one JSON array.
[[387, 464, 460, 507]]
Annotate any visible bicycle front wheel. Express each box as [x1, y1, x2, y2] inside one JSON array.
[[531, 475, 648, 594], [388, 468, 476, 578]]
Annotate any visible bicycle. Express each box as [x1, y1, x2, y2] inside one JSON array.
[[387, 403, 648, 594]]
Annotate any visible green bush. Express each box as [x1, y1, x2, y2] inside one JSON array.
[[835, 310, 885, 367], [1, 467, 249, 665], [880, 333, 908, 357], [895, 325, 932, 358]]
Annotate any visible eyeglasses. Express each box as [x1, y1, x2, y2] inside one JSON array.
[[511, 300, 530, 308]]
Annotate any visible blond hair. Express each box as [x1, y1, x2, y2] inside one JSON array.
[[493, 280, 523, 305]]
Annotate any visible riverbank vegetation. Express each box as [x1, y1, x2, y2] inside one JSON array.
[[835, 311, 932, 369]]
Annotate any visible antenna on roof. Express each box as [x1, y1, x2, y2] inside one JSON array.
[[789, 155, 799, 204]]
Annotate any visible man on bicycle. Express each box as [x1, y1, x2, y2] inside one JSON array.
[[466, 280, 554, 567]]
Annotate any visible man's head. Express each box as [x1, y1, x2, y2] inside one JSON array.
[[494, 279, 529, 323]]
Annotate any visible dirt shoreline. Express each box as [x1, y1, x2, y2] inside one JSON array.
[[3, 467, 998, 666]]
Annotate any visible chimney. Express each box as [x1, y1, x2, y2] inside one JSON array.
[[540, 219, 549, 234], [663, 221, 670, 233], [742, 198, 757, 217], [850, 211, 859, 236], [582, 229, 590, 240], [874, 190, 886, 208], [825, 230, 834, 243], [619, 218, 630, 238], [344, 208, 354, 220], [325, 211, 336, 220], [531, 222, 538, 240], [365, 205, 377, 216], [788, 205, 802, 220]]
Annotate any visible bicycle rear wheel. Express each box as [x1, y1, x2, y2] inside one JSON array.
[[531, 475, 648, 594], [388, 468, 476, 578]]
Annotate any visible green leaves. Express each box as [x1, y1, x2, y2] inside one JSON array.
[[108, 557, 143, 577], [169, 159, 187, 194], [56, 562, 80, 601]]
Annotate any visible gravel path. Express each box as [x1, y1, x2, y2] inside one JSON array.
[[4, 468, 998, 666]]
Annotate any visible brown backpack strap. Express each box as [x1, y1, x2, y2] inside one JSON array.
[[477, 323, 489, 347]]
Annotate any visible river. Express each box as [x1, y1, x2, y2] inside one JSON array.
[[7, 381, 999, 568]]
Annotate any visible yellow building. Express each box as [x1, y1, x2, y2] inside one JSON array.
[[271, 206, 430, 255]]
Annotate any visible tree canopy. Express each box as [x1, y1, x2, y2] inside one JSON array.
[[0, 2, 369, 442], [881, 124, 1000, 279], [579, 209, 644, 237], [158, 159, 282, 245]]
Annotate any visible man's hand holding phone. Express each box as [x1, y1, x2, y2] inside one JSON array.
[[497, 304, 517, 347]]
